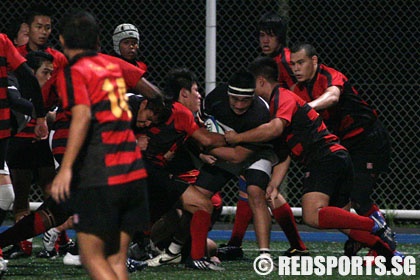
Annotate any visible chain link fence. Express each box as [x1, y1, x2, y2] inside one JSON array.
[[2, 1, 418, 218]]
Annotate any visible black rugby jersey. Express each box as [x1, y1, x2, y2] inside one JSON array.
[[205, 83, 272, 153]]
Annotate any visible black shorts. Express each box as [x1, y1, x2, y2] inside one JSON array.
[[342, 120, 391, 174], [71, 180, 149, 255], [302, 150, 354, 208], [243, 158, 272, 191], [0, 138, 8, 173], [7, 138, 54, 169], [195, 164, 234, 193], [244, 168, 270, 191], [145, 163, 191, 223], [197, 157, 272, 193]]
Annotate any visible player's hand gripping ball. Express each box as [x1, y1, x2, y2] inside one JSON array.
[[204, 116, 225, 135]]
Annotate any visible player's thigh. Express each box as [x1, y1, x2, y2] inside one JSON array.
[[77, 231, 106, 262], [302, 150, 353, 209], [107, 231, 131, 266], [180, 185, 213, 213]]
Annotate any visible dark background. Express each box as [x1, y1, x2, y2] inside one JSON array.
[[1, 0, 418, 212]]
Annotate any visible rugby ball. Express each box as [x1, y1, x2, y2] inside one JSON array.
[[204, 116, 225, 135]]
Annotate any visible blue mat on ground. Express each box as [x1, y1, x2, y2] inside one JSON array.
[[208, 230, 420, 244], [1, 226, 419, 244]]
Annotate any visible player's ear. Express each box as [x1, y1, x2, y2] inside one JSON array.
[[256, 76, 264, 87], [139, 99, 148, 111], [21, 23, 29, 31], [312, 55, 318, 65], [180, 88, 189, 98], [59, 35, 65, 48]]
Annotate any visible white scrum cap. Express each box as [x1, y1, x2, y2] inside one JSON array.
[[113, 23, 140, 55]]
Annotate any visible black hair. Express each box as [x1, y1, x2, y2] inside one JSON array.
[[128, 94, 172, 126], [248, 56, 278, 83], [147, 95, 172, 124], [290, 42, 318, 58], [6, 18, 25, 42], [24, 4, 52, 25], [26, 50, 54, 71], [258, 12, 287, 46], [163, 68, 198, 102], [58, 10, 99, 50], [228, 70, 255, 96]]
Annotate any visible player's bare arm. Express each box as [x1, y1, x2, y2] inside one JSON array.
[[208, 145, 253, 164], [135, 77, 163, 99], [225, 117, 287, 144], [268, 155, 291, 190], [51, 104, 91, 203], [199, 153, 218, 165], [307, 85, 341, 111], [266, 155, 291, 205], [192, 127, 227, 149]]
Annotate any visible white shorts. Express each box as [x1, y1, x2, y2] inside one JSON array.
[[247, 158, 273, 177]]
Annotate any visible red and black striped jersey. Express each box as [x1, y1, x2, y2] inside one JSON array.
[[56, 51, 146, 188], [99, 53, 146, 92], [13, 118, 36, 138], [293, 64, 377, 140], [17, 44, 67, 110], [135, 61, 147, 73], [14, 44, 67, 139], [272, 47, 298, 89], [51, 53, 146, 161], [269, 86, 345, 165], [51, 112, 69, 164], [0, 34, 26, 139], [110, 52, 148, 74], [143, 101, 201, 167]]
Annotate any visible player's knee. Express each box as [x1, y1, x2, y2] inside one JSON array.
[[302, 216, 317, 228], [247, 185, 266, 206], [275, 193, 287, 205], [184, 196, 213, 214], [302, 211, 319, 228], [0, 184, 14, 211], [202, 198, 214, 213], [195, 198, 213, 214]]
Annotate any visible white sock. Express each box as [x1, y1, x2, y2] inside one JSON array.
[[259, 248, 270, 255], [167, 242, 182, 255]]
